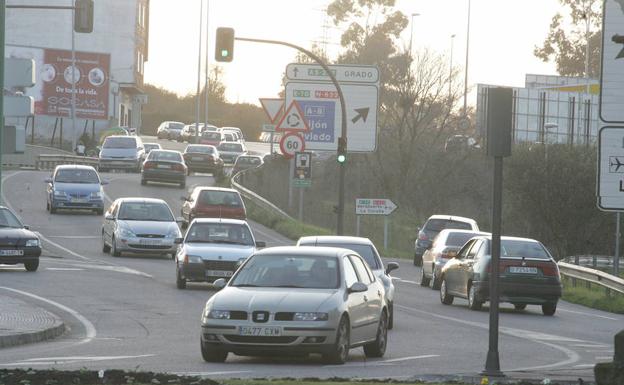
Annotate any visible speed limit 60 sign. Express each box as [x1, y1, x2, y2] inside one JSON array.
[[280, 132, 306, 159]]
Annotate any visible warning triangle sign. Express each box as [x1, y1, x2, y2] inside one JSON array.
[[276, 101, 310, 133], [259, 98, 284, 123]]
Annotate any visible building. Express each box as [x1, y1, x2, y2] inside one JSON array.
[[477, 74, 599, 146], [5, 0, 149, 144]]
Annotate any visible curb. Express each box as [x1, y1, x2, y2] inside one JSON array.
[[0, 320, 66, 349]]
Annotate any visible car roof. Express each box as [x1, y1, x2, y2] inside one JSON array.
[[55, 164, 96, 171], [254, 246, 354, 258], [150, 149, 181, 154], [116, 197, 168, 204], [427, 214, 477, 224], [437, 229, 489, 236], [105, 135, 136, 139], [472, 235, 541, 243], [298, 235, 374, 246], [192, 186, 239, 194], [192, 218, 248, 225]]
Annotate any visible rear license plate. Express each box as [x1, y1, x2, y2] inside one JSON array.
[[509, 266, 538, 274], [0, 249, 24, 256], [192, 157, 203, 161], [156, 164, 171, 169], [206, 270, 233, 277], [239, 326, 282, 337], [139, 239, 162, 246]]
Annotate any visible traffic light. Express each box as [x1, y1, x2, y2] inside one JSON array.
[[215, 27, 235, 62], [337, 137, 347, 164], [74, 0, 94, 33]]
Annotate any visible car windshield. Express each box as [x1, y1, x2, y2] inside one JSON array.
[[501, 240, 551, 260], [186, 145, 215, 154], [231, 254, 339, 289], [55, 169, 100, 184], [0, 208, 23, 228], [315, 243, 380, 269], [236, 157, 261, 166], [118, 202, 174, 222], [102, 137, 136, 149], [198, 191, 242, 207], [218, 143, 243, 152], [425, 219, 473, 232], [202, 132, 221, 139], [446, 232, 480, 247], [149, 151, 182, 162], [168, 123, 184, 130], [185, 222, 254, 246]]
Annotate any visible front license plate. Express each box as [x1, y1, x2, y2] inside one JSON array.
[[239, 326, 282, 337], [0, 249, 24, 256], [139, 239, 162, 246], [509, 266, 538, 274], [71, 198, 88, 203], [206, 270, 233, 277], [111, 161, 125, 165], [192, 157, 203, 161]]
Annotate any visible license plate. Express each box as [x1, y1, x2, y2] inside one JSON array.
[[139, 239, 162, 245], [156, 164, 171, 169], [509, 266, 538, 274], [206, 270, 233, 277], [0, 249, 24, 256], [192, 157, 203, 161], [239, 326, 282, 337], [71, 198, 88, 203], [111, 161, 125, 165]]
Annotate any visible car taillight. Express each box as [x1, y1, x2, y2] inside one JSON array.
[[143, 162, 155, 170], [539, 263, 560, 277], [418, 233, 428, 241], [183, 254, 189, 264], [173, 163, 185, 172]]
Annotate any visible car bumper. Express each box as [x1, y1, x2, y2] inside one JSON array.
[[142, 169, 186, 183], [179, 260, 240, 283], [52, 198, 104, 210], [0, 248, 41, 265], [473, 280, 562, 304], [116, 237, 178, 254], [99, 159, 140, 170], [185, 160, 222, 172]]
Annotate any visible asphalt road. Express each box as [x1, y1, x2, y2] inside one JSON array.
[[141, 136, 274, 158], [0, 149, 621, 380]]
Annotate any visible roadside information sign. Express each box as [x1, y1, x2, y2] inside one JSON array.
[[598, 127, 624, 210], [600, 0, 624, 123], [355, 198, 397, 215], [293, 151, 312, 179], [280, 132, 305, 159]]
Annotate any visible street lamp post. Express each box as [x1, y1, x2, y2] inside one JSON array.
[[463, 0, 471, 116], [584, 0, 591, 95], [204, 0, 210, 129], [409, 13, 420, 56], [449, 34, 456, 101], [195, 0, 203, 144]]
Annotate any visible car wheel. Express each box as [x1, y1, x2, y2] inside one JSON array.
[[440, 278, 454, 305], [387, 302, 394, 330], [323, 315, 350, 365], [467, 283, 483, 311], [542, 302, 557, 316], [430, 266, 441, 290], [363, 310, 388, 358], [176, 268, 187, 289], [413, 253, 422, 266], [102, 231, 111, 253], [111, 236, 121, 257], [419, 267, 430, 287], [24, 260, 39, 272], [200, 339, 227, 362], [514, 303, 527, 311]]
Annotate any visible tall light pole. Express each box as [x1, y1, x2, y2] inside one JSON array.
[[583, 0, 591, 95], [204, 0, 210, 129], [409, 13, 420, 56], [449, 34, 456, 101], [463, 0, 471, 116], [195, 0, 203, 144]]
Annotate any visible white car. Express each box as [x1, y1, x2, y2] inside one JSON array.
[[200, 246, 389, 364]]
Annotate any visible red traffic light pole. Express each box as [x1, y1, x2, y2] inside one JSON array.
[[234, 36, 349, 235]]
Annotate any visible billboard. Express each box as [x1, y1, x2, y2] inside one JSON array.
[[6, 45, 111, 120]]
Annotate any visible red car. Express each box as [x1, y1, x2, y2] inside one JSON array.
[[180, 187, 246, 227]]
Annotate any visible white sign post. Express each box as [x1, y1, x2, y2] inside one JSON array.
[[355, 198, 397, 249]]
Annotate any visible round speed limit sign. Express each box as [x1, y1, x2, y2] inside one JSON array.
[[280, 132, 306, 159]]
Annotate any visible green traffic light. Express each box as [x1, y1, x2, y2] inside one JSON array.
[[221, 49, 229, 58], [337, 154, 346, 163]]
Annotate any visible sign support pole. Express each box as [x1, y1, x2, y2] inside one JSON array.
[[298, 188, 304, 221], [0, 0, 5, 203], [288, 158, 294, 209], [616, 212, 621, 277], [384, 216, 389, 250], [356, 215, 360, 237], [269, 132, 274, 154]]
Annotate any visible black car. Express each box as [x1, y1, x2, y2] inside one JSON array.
[[141, 149, 187, 188], [0, 206, 41, 271], [182, 144, 224, 177]]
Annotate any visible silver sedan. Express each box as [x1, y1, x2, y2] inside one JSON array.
[[200, 246, 389, 364]]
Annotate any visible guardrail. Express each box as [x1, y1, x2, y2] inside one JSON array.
[[2, 145, 73, 168], [562, 255, 619, 269], [36, 154, 99, 170], [230, 168, 293, 221], [558, 261, 624, 295]]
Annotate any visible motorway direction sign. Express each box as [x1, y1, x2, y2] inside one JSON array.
[[259, 98, 284, 123], [598, 127, 624, 210], [280, 132, 305, 159], [600, 0, 624, 123], [355, 198, 397, 216], [276, 101, 310, 133], [262, 124, 276, 132], [286, 63, 379, 83]]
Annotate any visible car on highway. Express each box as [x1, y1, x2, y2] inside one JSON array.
[[179, 124, 200, 143], [221, 126, 245, 142], [296, 236, 399, 329], [438, 235, 562, 315], [175, 218, 265, 289], [181, 187, 246, 226], [199, 131, 223, 146], [199, 246, 389, 364], [414, 214, 479, 266], [98, 135, 146, 173], [45, 165, 107, 215], [0, 206, 41, 272], [101, 198, 182, 258], [156, 121, 185, 140], [182, 144, 224, 177], [222, 132, 236, 142], [141, 149, 187, 188], [143, 142, 162, 154], [420, 229, 488, 289], [217, 142, 247, 164], [231, 155, 263, 176]]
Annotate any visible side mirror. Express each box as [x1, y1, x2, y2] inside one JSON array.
[[255, 241, 266, 248], [104, 214, 114, 221], [100, 180, 109, 185], [385, 262, 399, 275], [174, 237, 184, 244], [348, 282, 368, 294], [213, 278, 227, 289], [44, 177, 53, 183]]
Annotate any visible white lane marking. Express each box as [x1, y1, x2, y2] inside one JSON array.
[[557, 308, 620, 321], [0, 354, 155, 366], [573, 364, 597, 368], [380, 354, 439, 363], [0, 286, 96, 345], [596, 356, 613, 360], [46, 268, 85, 271], [323, 355, 438, 368], [393, 278, 420, 285], [572, 344, 610, 348], [587, 350, 614, 353]]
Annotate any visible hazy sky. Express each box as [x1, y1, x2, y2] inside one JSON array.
[[144, 0, 562, 106]]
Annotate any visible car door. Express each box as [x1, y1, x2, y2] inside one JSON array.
[[445, 239, 475, 294], [103, 201, 118, 244], [349, 255, 380, 342], [342, 256, 368, 344], [457, 240, 483, 297]]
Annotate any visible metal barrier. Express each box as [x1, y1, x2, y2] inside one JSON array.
[[2, 145, 73, 168], [558, 261, 624, 295], [36, 154, 100, 170], [230, 169, 293, 221]]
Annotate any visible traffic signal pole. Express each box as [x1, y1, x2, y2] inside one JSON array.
[[0, 0, 5, 203], [234, 36, 348, 234]]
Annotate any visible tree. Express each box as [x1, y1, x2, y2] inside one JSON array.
[[534, 0, 602, 78]]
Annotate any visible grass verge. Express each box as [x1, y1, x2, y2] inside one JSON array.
[[561, 278, 624, 314]]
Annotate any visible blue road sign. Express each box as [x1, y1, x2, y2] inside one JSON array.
[[298, 100, 336, 146]]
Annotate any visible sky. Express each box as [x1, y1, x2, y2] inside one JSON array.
[[143, 0, 563, 106]]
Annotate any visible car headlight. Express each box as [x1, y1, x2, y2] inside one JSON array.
[[25, 239, 40, 247], [166, 227, 180, 238], [119, 227, 136, 238], [90, 191, 102, 199], [185, 255, 202, 264], [206, 310, 230, 319], [293, 312, 328, 321], [53, 190, 66, 197]]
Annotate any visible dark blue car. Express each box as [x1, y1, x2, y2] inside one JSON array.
[[46, 165, 107, 215]]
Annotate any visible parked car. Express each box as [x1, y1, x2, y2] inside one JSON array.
[[141, 149, 187, 188], [101, 198, 182, 258], [439, 235, 562, 315], [0, 206, 41, 271], [45, 165, 107, 215], [99, 135, 145, 173], [217, 142, 247, 164], [182, 144, 224, 177], [143, 142, 162, 154], [156, 121, 185, 140], [296, 236, 399, 329], [414, 215, 479, 266], [181, 187, 246, 226], [199, 246, 389, 364], [231, 155, 263, 176], [420, 229, 488, 289], [175, 218, 264, 289], [199, 131, 223, 146]]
